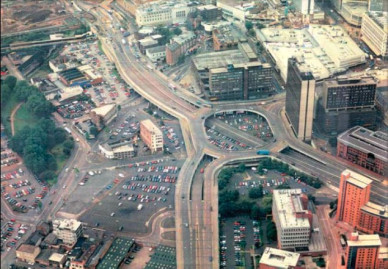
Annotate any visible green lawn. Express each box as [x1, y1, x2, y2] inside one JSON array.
[[1, 95, 18, 135], [13, 104, 39, 134]]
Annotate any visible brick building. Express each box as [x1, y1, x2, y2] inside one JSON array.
[[337, 126, 388, 176], [16, 244, 41, 264], [166, 32, 196, 65], [344, 232, 381, 269], [336, 169, 372, 227], [140, 120, 163, 153], [357, 202, 388, 237]]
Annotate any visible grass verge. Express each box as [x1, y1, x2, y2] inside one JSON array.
[[13, 104, 39, 134]]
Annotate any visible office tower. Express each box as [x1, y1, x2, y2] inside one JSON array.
[[336, 169, 372, 227], [140, 119, 164, 153], [344, 232, 381, 269], [285, 57, 316, 142], [337, 126, 388, 176], [369, 0, 388, 12], [317, 77, 377, 135], [361, 11, 388, 59], [272, 189, 312, 250], [294, 0, 315, 15], [52, 219, 83, 246]]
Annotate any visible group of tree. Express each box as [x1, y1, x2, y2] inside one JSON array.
[[3, 76, 74, 181], [219, 190, 256, 218], [257, 158, 322, 188], [218, 164, 247, 191], [266, 221, 277, 242]]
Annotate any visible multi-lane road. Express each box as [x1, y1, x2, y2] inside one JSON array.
[[3, 1, 387, 268], [86, 4, 387, 269]]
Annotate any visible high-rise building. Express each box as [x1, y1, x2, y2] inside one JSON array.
[[140, 119, 164, 153], [272, 189, 312, 250], [259, 247, 301, 269], [192, 43, 274, 101], [52, 219, 83, 247], [317, 77, 377, 135], [337, 126, 388, 176], [344, 232, 381, 269], [285, 57, 316, 142], [294, 0, 315, 15], [336, 169, 372, 227], [361, 11, 388, 59]]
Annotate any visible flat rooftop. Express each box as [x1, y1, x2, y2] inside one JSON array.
[[257, 24, 365, 81], [141, 119, 162, 135], [324, 76, 376, 87], [347, 233, 381, 247], [91, 103, 116, 118], [260, 247, 300, 269], [361, 202, 388, 218], [273, 189, 310, 229], [53, 219, 82, 232], [338, 126, 388, 162], [342, 169, 373, 188]]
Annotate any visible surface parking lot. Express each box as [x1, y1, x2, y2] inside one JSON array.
[[232, 169, 315, 196], [220, 217, 256, 269], [214, 111, 273, 142], [1, 219, 31, 253], [77, 159, 183, 234], [1, 167, 48, 213], [206, 127, 253, 151]]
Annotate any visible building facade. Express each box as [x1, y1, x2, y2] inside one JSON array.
[[337, 126, 388, 176], [317, 77, 377, 135], [140, 119, 163, 153], [336, 169, 372, 227], [146, 46, 166, 62], [16, 244, 41, 264], [357, 202, 388, 236], [294, 0, 315, 15], [285, 57, 316, 142], [166, 32, 196, 66], [99, 141, 135, 159], [361, 12, 388, 59], [52, 219, 83, 246], [272, 189, 312, 251], [344, 232, 381, 269], [136, 1, 191, 26]]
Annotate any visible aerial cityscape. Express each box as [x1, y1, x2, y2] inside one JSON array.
[[0, 0, 387, 268]]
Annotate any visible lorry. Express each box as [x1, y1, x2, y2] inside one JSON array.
[[121, 38, 126, 45], [137, 204, 143, 210], [257, 149, 270, 155]]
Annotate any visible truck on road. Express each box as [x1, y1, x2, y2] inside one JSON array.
[[257, 149, 270, 155]]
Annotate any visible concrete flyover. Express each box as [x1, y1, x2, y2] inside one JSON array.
[[64, 3, 388, 269]]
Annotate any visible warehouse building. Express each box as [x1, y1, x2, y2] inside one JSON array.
[[58, 68, 90, 88]]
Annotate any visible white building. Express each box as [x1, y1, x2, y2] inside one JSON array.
[[52, 219, 83, 246], [99, 141, 135, 159], [216, 0, 255, 22], [136, 1, 192, 26], [294, 0, 315, 15], [259, 247, 301, 268], [361, 12, 388, 59], [146, 46, 166, 62], [272, 189, 311, 250]]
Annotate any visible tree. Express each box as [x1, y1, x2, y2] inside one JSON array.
[[4, 75, 17, 90], [39, 171, 56, 181], [261, 195, 273, 215], [257, 23, 265, 29], [236, 163, 246, 173], [330, 199, 338, 209], [90, 126, 99, 137], [173, 27, 182, 35], [249, 185, 263, 199], [15, 81, 34, 101], [1, 84, 11, 105], [248, 28, 256, 37], [245, 21, 253, 30], [63, 139, 74, 150], [266, 221, 277, 241], [308, 194, 316, 204]]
